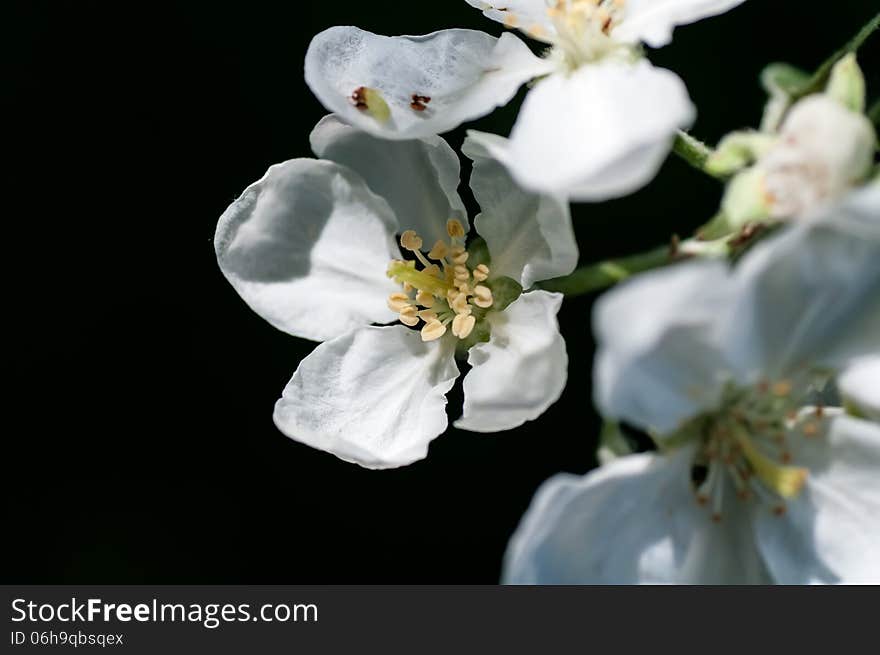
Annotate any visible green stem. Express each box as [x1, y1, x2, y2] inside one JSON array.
[[537, 245, 673, 297], [672, 131, 725, 179], [791, 11, 880, 100]]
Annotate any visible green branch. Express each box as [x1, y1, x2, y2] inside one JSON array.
[[537, 246, 673, 297], [791, 11, 879, 100], [672, 131, 725, 179]]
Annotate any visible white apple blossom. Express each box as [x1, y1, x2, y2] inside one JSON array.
[[718, 94, 876, 226], [504, 184, 880, 583], [305, 0, 749, 200], [215, 116, 578, 469]]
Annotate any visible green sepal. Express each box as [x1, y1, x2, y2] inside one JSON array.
[[454, 320, 491, 357], [825, 53, 866, 113], [721, 167, 773, 229], [695, 210, 735, 241], [466, 236, 491, 270], [705, 131, 777, 177], [486, 276, 522, 313], [596, 421, 633, 464]]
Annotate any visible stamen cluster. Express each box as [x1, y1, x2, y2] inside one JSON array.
[[387, 219, 494, 342], [545, 0, 629, 66], [689, 378, 823, 521]]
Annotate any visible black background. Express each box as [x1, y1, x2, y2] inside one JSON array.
[[6, 1, 878, 583]]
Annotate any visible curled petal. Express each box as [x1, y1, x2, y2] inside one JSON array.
[[305, 27, 553, 140], [472, 61, 694, 201]]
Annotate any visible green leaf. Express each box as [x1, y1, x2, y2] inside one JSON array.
[[761, 62, 810, 96]]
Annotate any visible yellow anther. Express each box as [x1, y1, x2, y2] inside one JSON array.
[[452, 313, 477, 339], [451, 250, 469, 265], [472, 264, 490, 282], [420, 319, 447, 342], [423, 264, 441, 278], [473, 285, 494, 309], [428, 240, 448, 260], [418, 309, 438, 322], [415, 290, 435, 308], [446, 218, 466, 239], [352, 87, 391, 123], [400, 230, 423, 251], [451, 292, 471, 315], [453, 264, 470, 282], [387, 292, 412, 313], [456, 283, 472, 295], [399, 306, 420, 327]]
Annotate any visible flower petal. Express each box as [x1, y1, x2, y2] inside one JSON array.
[[463, 133, 577, 288], [273, 325, 460, 469], [465, 0, 557, 43], [615, 0, 748, 48], [305, 27, 553, 140], [721, 185, 880, 381], [456, 291, 567, 433], [754, 415, 880, 583], [593, 260, 734, 436], [506, 443, 772, 584], [310, 114, 468, 245], [838, 356, 880, 421], [215, 159, 401, 342], [506, 445, 747, 583], [473, 61, 694, 200]]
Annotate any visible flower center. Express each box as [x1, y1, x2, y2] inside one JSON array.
[[545, 0, 630, 68], [386, 219, 494, 343], [686, 378, 826, 521]]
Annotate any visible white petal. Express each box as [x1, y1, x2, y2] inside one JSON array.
[[761, 96, 876, 217], [273, 326, 460, 469], [305, 27, 553, 140], [310, 114, 467, 245], [215, 159, 401, 342], [456, 291, 567, 432], [755, 415, 880, 583], [593, 260, 734, 436], [463, 133, 577, 288], [838, 356, 880, 421], [721, 187, 880, 380], [465, 0, 557, 43], [505, 446, 747, 583], [615, 0, 748, 48], [675, 480, 771, 584], [476, 61, 694, 201]]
